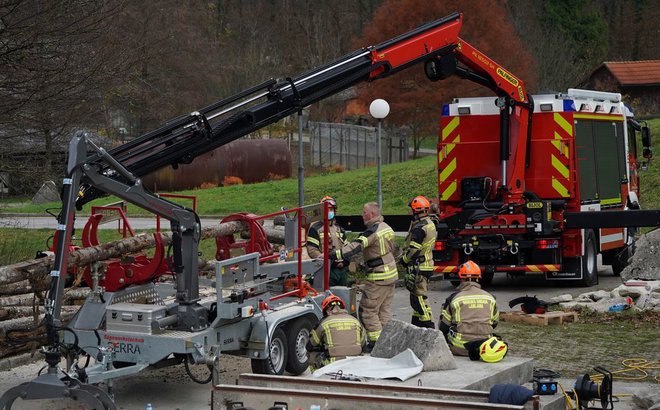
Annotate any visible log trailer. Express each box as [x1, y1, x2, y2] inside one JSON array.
[[1, 11, 657, 409]]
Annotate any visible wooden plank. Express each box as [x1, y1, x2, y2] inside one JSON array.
[[501, 311, 578, 326]]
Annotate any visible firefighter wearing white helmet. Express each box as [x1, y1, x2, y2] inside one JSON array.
[[307, 293, 365, 371], [438, 261, 500, 357], [307, 196, 349, 286], [401, 195, 437, 328]]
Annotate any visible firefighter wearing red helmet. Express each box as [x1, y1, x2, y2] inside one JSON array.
[[401, 195, 437, 328], [307, 196, 349, 286], [438, 260, 500, 356], [307, 293, 365, 371]]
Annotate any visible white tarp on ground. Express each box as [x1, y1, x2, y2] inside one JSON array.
[[311, 348, 423, 381]]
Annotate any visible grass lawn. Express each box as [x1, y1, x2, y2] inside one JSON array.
[[500, 309, 660, 378]]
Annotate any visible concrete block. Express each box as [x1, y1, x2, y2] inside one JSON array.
[[31, 180, 59, 204], [550, 294, 573, 303], [633, 388, 660, 410], [371, 319, 457, 371], [590, 290, 612, 301]]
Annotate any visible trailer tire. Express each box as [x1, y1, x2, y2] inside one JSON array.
[[251, 327, 287, 375], [285, 317, 312, 375], [578, 230, 598, 287]]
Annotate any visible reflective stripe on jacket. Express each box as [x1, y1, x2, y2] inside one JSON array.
[[310, 310, 365, 358], [335, 215, 398, 283], [402, 216, 436, 272], [439, 281, 499, 349], [306, 221, 346, 259]]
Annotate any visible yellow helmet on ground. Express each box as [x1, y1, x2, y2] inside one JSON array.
[[479, 336, 508, 363]]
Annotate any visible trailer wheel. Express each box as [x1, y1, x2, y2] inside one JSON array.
[[578, 230, 598, 287], [251, 327, 287, 375], [285, 317, 313, 375]]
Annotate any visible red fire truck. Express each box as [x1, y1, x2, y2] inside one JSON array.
[[434, 88, 653, 286]]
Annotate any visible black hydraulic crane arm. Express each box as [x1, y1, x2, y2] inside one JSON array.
[[77, 12, 464, 208]]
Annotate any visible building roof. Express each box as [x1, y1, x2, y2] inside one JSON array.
[[601, 60, 660, 86]]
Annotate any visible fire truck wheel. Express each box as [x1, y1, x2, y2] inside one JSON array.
[[579, 230, 598, 287], [285, 317, 313, 375], [611, 242, 635, 276], [251, 327, 288, 375], [479, 271, 494, 287]]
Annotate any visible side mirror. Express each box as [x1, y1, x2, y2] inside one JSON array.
[[641, 126, 651, 148]]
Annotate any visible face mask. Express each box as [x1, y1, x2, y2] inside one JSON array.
[[328, 211, 335, 220]]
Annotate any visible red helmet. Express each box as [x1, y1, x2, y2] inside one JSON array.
[[322, 294, 345, 312], [458, 260, 482, 280], [409, 196, 430, 213], [320, 196, 337, 209]]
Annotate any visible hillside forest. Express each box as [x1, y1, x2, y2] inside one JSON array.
[[0, 0, 658, 194]]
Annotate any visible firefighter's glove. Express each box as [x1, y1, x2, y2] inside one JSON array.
[[332, 261, 345, 269], [404, 271, 416, 293], [400, 258, 409, 268]]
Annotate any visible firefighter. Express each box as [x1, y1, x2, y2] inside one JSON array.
[[438, 261, 499, 356], [330, 202, 397, 351], [401, 195, 436, 328], [307, 293, 365, 371], [307, 196, 349, 286]]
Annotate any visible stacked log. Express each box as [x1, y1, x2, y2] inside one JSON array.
[[0, 220, 248, 360]]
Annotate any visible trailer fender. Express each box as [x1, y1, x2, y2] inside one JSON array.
[[247, 304, 320, 359]]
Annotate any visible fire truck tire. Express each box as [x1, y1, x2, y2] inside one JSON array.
[[611, 242, 635, 276], [251, 327, 288, 375], [285, 317, 312, 375], [479, 271, 494, 287], [578, 230, 598, 287]]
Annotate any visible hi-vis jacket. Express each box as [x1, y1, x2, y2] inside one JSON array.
[[439, 281, 499, 350], [334, 215, 398, 284], [306, 221, 347, 259], [309, 308, 365, 360], [402, 216, 436, 273]]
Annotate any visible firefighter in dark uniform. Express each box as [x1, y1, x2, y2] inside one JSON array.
[[307, 196, 349, 286], [401, 195, 436, 328], [330, 202, 397, 351], [307, 293, 365, 371], [438, 261, 499, 356]]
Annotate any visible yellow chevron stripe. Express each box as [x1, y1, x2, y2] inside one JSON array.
[[545, 265, 559, 271], [553, 113, 573, 136], [442, 117, 460, 140], [446, 135, 461, 155], [552, 177, 569, 197], [553, 131, 569, 158], [573, 113, 624, 122], [528, 265, 541, 272], [440, 157, 457, 182], [551, 154, 569, 178], [441, 181, 457, 200], [442, 266, 455, 273]]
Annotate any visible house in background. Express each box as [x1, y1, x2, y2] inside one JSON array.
[[579, 60, 660, 116]]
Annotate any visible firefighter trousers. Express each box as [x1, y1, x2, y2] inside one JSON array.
[[360, 281, 395, 342], [409, 273, 433, 328]]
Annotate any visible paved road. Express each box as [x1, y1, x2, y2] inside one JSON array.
[[0, 215, 224, 230]]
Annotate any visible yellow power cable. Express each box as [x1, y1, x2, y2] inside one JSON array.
[[558, 359, 660, 409], [590, 358, 660, 383]]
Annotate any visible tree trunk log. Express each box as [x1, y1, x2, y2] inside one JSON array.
[[0, 221, 247, 287], [0, 288, 89, 308], [240, 226, 286, 244], [0, 306, 79, 321]]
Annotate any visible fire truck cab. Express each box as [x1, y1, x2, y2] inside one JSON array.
[[435, 88, 652, 286]]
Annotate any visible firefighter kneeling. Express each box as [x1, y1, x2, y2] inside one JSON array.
[[439, 261, 507, 362], [307, 294, 366, 372]]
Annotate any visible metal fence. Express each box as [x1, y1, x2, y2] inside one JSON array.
[[309, 122, 408, 170]]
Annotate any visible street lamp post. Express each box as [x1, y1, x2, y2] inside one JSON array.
[[369, 99, 390, 210]]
